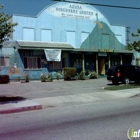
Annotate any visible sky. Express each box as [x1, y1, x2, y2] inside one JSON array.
[[0, 0, 140, 43]]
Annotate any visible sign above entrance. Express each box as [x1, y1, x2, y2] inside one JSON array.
[[98, 49, 114, 52], [98, 52, 107, 56], [44, 49, 61, 61], [46, 3, 104, 20]]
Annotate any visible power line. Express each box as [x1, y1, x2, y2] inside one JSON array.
[[53, 0, 140, 10], [91, 3, 140, 10]]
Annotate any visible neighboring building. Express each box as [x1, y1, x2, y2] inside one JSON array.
[[0, 0, 135, 80]]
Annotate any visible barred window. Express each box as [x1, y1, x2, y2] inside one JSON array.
[[0, 57, 10, 66], [24, 57, 41, 69], [49, 61, 62, 70]]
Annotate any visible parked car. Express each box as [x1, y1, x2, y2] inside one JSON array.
[[107, 64, 140, 84]]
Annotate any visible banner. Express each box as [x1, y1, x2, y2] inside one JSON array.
[[44, 49, 61, 61]]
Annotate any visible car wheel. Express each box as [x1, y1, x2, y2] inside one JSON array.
[[123, 77, 130, 84]]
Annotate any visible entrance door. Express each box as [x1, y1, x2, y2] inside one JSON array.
[[99, 59, 105, 75]]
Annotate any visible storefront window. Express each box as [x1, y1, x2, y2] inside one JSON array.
[[110, 55, 120, 67], [24, 57, 41, 69]]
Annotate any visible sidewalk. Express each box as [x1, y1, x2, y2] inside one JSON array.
[[0, 88, 140, 114]]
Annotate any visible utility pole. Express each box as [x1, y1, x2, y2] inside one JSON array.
[[0, 44, 2, 66], [126, 27, 130, 45]]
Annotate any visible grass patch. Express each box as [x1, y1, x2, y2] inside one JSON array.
[[0, 96, 26, 103], [104, 84, 140, 90]]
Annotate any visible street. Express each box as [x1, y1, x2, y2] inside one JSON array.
[[0, 0, 140, 139], [0, 97, 140, 140]]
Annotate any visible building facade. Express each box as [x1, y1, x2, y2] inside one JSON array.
[[0, 0, 136, 80]]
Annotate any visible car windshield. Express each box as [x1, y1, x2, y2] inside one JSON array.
[[110, 65, 118, 71]]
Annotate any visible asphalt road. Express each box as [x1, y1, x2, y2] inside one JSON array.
[[0, 97, 140, 140], [0, 78, 110, 99]]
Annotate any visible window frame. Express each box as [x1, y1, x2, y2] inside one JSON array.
[[0, 56, 10, 67], [24, 56, 41, 70], [48, 61, 62, 70]]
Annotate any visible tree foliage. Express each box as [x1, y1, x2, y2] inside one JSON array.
[[0, 5, 18, 45], [128, 29, 140, 52]]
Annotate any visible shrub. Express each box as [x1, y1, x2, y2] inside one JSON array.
[[64, 67, 77, 80], [48, 73, 53, 82], [78, 71, 86, 80], [0, 75, 10, 84], [25, 75, 30, 82], [56, 71, 63, 80], [56, 74, 60, 80], [56, 72, 61, 80], [40, 74, 47, 82], [88, 70, 98, 79], [40, 73, 53, 82]]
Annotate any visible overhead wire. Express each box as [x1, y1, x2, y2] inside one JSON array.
[[53, 0, 140, 10]]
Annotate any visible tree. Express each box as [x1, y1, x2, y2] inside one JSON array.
[[0, 5, 18, 45], [128, 29, 140, 52]]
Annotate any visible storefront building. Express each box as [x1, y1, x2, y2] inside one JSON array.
[[0, 0, 137, 79]]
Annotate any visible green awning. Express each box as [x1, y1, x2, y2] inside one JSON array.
[[16, 40, 74, 50]]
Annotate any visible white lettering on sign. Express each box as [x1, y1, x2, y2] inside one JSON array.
[[47, 3, 96, 20], [69, 5, 82, 9]]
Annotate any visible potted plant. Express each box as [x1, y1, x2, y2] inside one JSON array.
[[20, 75, 30, 83], [78, 71, 86, 80], [88, 70, 98, 79], [40, 74, 47, 82], [48, 73, 53, 82], [25, 75, 30, 82], [56, 71, 62, 80]]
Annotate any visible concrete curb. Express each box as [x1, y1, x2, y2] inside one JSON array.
[[0, 99, 43, 114], [0, 104, 42, 114]]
